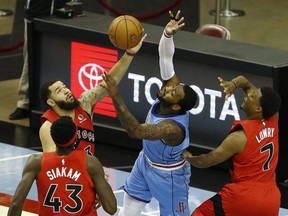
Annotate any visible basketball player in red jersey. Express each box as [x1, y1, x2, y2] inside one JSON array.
[[39, 34, 147, 155], [183, 75, 281, 216], [8, 116, 116, 216]]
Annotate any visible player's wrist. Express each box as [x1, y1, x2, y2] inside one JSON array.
[[125, 51, 135, 56], [164, 30, 172, 38], [231, 80, 237, 88]]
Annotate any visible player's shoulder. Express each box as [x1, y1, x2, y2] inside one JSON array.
[[159, 119, 183, 130], [40, 120, 52, 128], [29, 153, 43, 161], [26, 153, 43, 170], [86, 154, 100, 163], [39, 120, 52, 132], [86, 155, 103, 175], [86, 155, 102, 168]]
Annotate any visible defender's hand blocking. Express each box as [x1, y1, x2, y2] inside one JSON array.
[[218, 77, 237, 100], [101, 72, 119, 98], [164, 10, 185, 37]]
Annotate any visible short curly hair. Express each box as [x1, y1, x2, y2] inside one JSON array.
[[178, 85, 198, 113], [50, 116, 76, 146], [39, 80, 58, 103], [260, 87, 281, 120]]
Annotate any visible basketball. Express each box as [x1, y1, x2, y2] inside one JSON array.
[[108, 15, 143, 50]]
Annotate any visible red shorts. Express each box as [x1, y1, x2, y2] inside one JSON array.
[[192, 181, 280, 216]]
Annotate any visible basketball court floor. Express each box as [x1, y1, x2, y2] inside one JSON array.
[[1, 136, 288, 215], [0, 141, 214, 215]]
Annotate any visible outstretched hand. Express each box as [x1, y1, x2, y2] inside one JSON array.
[[165, 10, 185, 36], [101, 72, 119, 98], [218, 77, 237, 100]]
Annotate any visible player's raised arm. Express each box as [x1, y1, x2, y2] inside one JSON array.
[[218, 75, 257, 100], [101, 71, 186, 146], [79, 33, 147, 115], [159, 10, 184, 88]]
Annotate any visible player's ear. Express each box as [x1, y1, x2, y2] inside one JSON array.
[[47, 99, 55, 107], [255, 105, 262, 113]]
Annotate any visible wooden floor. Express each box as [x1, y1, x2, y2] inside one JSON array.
[[0, 0, 27, 126], [0, 0, 15, 35], [200, 0, 288, 51], [0, 79, 29, 127]]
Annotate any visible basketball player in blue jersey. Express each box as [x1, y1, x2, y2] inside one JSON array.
[[102, 10, 198, 216]]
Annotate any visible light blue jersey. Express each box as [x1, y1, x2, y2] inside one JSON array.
[[143, 99, 190, 164], [124, 99, 191, 216]]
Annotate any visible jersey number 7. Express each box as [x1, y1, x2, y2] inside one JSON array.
[[260, 142, 274, 171]]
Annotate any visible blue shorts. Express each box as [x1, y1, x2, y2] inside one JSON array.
[[124, 150, 191, 216]]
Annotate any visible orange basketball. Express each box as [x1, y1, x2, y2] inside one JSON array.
[[108, 15, 143, 50]]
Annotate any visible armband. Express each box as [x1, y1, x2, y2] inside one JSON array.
[[231, 80, 237, 88]]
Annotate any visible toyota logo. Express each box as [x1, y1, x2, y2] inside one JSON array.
[[78, 63, 106, 91]]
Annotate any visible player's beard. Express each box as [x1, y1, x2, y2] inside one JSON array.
[[55, 96, 80, 111], [156, 91, 173, 107]]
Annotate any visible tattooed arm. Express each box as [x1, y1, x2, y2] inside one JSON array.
[[101, 73, 184, 146], [78, 52, 136, 116], [79, 34, 147, 116]]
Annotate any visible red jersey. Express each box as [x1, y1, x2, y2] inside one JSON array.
[[193, 116, 280, 216], [229, 115, 278, 183], [41, 106, 95, 155], [37, 151, 97, 216]]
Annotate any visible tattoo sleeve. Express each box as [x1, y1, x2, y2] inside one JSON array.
[[80, 86, 107, 114], [111, 95, 141, 137], [111, 94, 182, 144]]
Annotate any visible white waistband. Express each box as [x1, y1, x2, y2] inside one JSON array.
[[145, 155, 186, 171]]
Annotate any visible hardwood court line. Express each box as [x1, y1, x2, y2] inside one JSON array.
[[0, 153, 32, 162], [0, 192, 38, 214]]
